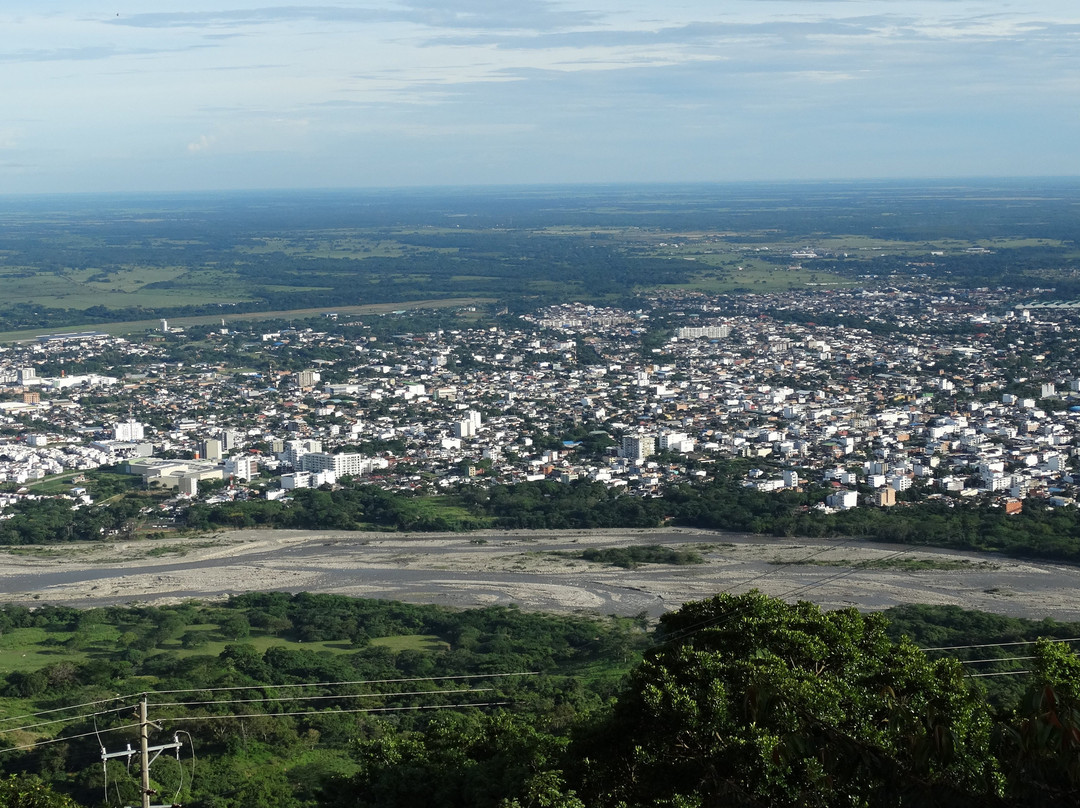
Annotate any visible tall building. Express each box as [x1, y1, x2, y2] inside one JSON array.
[[295, 369, 321, 388], [114, 419, 145, 442], [200, 439, 223, 461], [621, 434, 655, 461], [224, 455, 258, 481], [282, 439, 321, 468], [221, 429, 244, 451]]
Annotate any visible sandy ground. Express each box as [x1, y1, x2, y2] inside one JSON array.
[[2, 527, 1080, 620]]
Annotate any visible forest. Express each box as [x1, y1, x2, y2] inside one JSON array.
[[1, 592, 1079, 807], [2, 180, 1078, 332]]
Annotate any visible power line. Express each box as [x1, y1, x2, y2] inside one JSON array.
[[150, 671, 536, 697], [152, 686, 492, 708], [0, 695, 131, 726], [165, 701, 509, 724], [2, 721, 142, 753], [957, 656, 1036, 665], [0, 704, 132, 737], [921, 637, 1080, 652], [0, 673, 536, 731]]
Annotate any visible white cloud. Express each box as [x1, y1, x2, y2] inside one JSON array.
[[187, 134, 216, 153], [0, 128, 21, 149]]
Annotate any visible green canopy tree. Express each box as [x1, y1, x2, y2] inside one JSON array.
[[997, 639, 1080, 802], [0, 775, 83, 808], [576, 592, 1001, 807]]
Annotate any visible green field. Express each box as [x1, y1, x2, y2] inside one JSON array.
[[0, 622, 450, 677], [0, 297, 494, 344]]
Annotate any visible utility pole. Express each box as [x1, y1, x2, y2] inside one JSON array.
[[139, 697, 150, 808], [100, 696, 183, 808]]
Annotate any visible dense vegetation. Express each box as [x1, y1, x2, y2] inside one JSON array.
[[0, 594, 644, 808], [194, 473, 1080, 566], [2, 181, 1078, 332], [2, 593, 1080, 807], [572, 544, 704, 568], [10, 468, 1080, 570]]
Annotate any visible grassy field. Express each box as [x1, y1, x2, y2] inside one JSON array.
[[661, 265, 858, 293], [0, 622, 450, 676], [0, 265, 251, 310], [0, 298, 495, 344]]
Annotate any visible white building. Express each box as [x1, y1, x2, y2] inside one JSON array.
[[224, 455, 258, 481], [299, 452, 371, 477], [281, 471, 312, 490], [114, 419, 145, 442], [826, 490, 859, 510], [676, 326, 730, 339]]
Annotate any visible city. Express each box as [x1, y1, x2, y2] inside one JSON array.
[[3, 286, 1080, 526]]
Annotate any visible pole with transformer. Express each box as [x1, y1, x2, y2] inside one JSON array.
[[100, 696, 183, 808]]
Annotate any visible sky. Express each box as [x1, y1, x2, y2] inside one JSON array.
[[1, 1, 1078, 193]]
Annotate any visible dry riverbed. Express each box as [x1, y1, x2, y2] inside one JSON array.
[[1, 527, 1079, 620]]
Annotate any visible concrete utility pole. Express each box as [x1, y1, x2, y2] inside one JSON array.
[[100, 696, 183, 808], [139, 697, 151, 808]]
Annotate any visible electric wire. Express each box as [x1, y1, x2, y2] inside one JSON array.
[[921, 637, 1080, 652], [170, 740, 183, 806], [151, 686, 491, 709], [0, 695, 132, 725], [2, 721, 143, 753], [164, 700, 509, 723], [0, 672, 535, 728], [0, 704, 132, 736], [176, 730, 195, 800], [149, 670, 536, 697]]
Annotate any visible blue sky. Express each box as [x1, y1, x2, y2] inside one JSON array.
[[1, 1, 1078, 193]]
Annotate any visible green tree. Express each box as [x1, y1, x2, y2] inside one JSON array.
[[997, 639, 1080, 802], [0, 775, 83, 808], [578, 592, 999, 807]]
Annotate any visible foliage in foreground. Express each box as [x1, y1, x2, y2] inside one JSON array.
[[3, 594, 1080, 807]]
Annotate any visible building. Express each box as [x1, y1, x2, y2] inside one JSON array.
[[621, 433, 655, 461], [281, 471, 312, 490], [826, 490, 859, 510], [299, 451, 371, 477], [676, 325, 730, 339], [224, 455, 258, 481], [124, 458, 223, 490], [295, 369, 321, 388], [875, 488, 896, 507], [114, 419, 145, 442]]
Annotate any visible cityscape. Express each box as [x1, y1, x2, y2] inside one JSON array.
[[4, 288, 1080, 523], [2, 0, 1080, 801]]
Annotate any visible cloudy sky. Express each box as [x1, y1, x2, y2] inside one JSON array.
[[1, 1, 1078, 193]]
